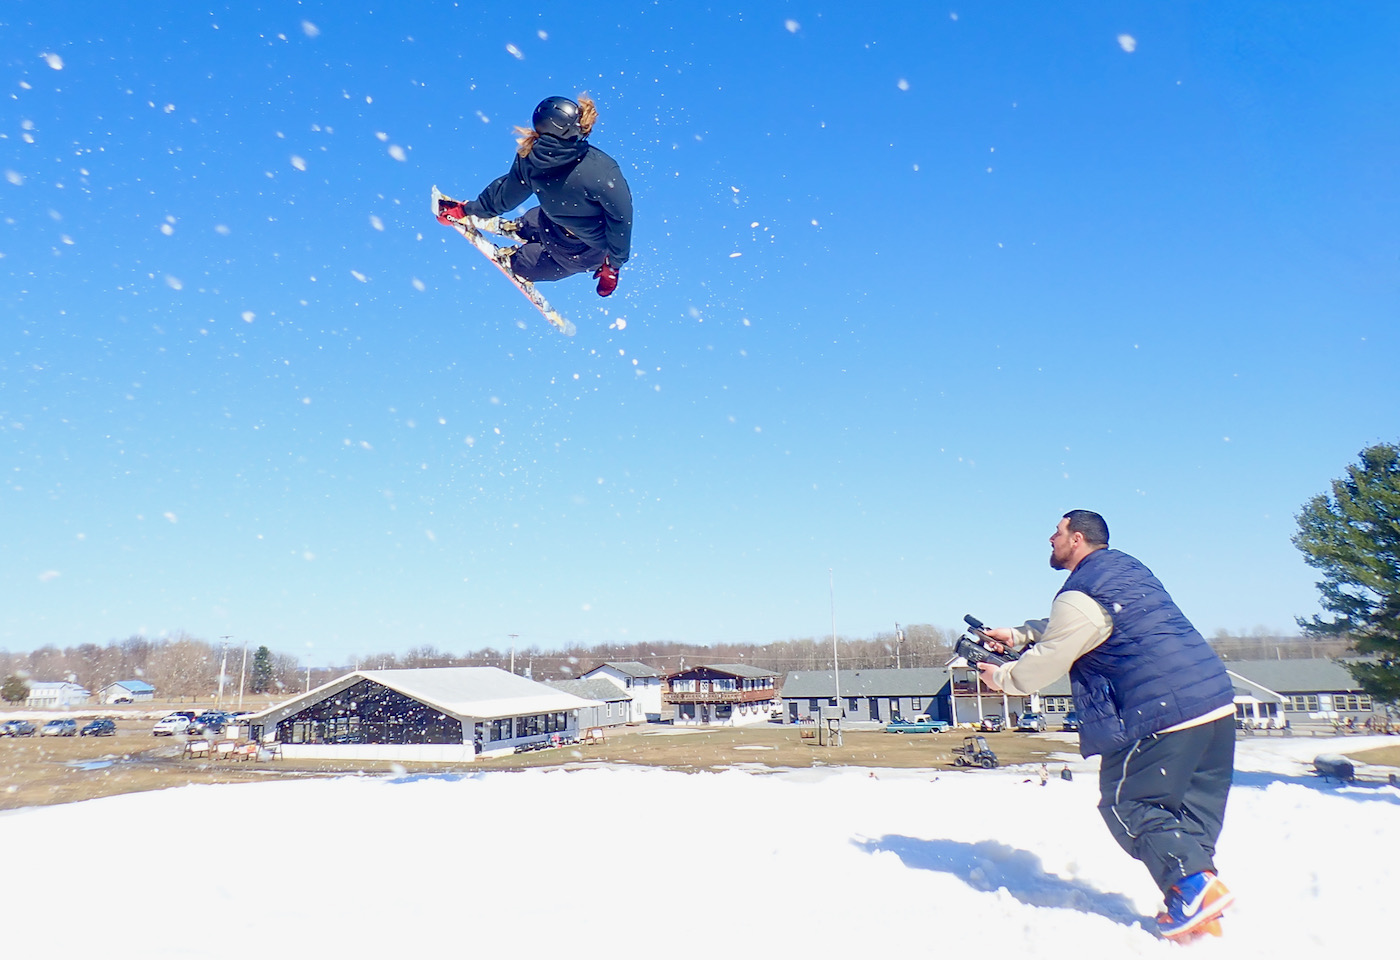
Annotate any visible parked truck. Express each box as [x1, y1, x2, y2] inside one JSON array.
[[885, 715, 951, 734]]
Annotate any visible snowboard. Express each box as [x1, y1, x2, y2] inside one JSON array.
[[431, 186, 576, 337]]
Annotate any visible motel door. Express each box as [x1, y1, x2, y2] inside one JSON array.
[[870, 698, 880, 722]]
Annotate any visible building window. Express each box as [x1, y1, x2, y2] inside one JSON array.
[[809, 699, 820, 711], [847, 697, 859, 712], [1333, 694, 1372, 712], [912, 698, 922, 712], [1288, 694, 1320, 712]]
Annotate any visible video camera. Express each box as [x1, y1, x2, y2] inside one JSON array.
[[954, 614, 1021, 667]]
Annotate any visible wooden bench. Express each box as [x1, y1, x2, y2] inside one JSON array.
[[214, 739, 238, 760], [229, 741, 258, 762], [183, 739, 211, 759], [582, 727, 605, 745]]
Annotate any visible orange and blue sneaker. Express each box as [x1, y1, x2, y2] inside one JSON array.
[[1156, 910, 1223, 942], [1156, 871, 1233, 941]]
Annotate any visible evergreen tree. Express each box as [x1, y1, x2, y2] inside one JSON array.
[[251, 645, 274, 694], [1293, 442, 1400, 703], [2, 675, 29, 704]]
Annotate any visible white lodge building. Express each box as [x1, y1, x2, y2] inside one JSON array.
[[582, 661, 665, 722], [244, 667, 599, 762]]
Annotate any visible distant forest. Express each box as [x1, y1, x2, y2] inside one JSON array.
[[0, 626, 1355, 701]]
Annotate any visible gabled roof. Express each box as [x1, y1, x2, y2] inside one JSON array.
[[668, 663, 779, 680], [1222, 658, 1365, 694], [28, 681, 90, 693], [781, 668, 950, 698], [243, 666, 600, 728], [545, 677, 633, 703], [104, 680, 155, 693], [1227, 671, 1286, 704], [586, 661, 662, 679]]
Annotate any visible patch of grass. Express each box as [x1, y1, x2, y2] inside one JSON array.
[[0, 721, 1070, 809], [1348, 742, 1400, 767]]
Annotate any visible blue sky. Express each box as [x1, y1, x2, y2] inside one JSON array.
[[3, 1, 1397, 666]]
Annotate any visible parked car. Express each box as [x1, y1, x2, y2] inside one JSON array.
[[81, 718, 117, 737], [1016, 713, 1046, 732], [111, 697, 133, 704], [40, 718, 79, 737], [978, 715, 1005, 733], [152, 715, 192, 736], [1061, 712, 1080, 732], [188, 711, 232, 735], [1, 719, 37, 737]]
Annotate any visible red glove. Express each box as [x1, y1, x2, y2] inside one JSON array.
[[436, 199, 469, 225], [593, 259, 619, 297]]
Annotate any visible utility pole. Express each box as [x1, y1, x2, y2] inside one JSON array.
[[217, 637, 231, 709], [829, 569, 843, 747], [509, 634, 518, 675], [237, 640, 249, 711], [895, 622, 902, 670]]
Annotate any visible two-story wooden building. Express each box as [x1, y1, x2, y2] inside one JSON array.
[[664, 663, 781, 726]]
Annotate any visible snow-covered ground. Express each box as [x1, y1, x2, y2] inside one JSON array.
[[4, 735, 1394, 957]]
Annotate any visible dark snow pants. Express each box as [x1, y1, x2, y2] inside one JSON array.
[[1097, 715, 1235, 895], [510, 207, 607, 283]]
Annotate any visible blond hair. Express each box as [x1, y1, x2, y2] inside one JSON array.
[[515, 93, 597, 157]]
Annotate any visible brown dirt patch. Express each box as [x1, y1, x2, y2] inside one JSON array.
[[1, 720, 1071, 810]]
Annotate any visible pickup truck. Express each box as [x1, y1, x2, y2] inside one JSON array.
[[885, 715, 950, 734]]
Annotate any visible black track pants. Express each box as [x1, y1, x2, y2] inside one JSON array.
[[1097, 715, 1235, 895], [511, 207, 607, 283]]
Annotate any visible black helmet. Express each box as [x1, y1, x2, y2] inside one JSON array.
[[532, 96, 582, 140]]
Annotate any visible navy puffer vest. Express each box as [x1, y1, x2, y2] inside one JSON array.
[[1058, 549, 1233, 757]]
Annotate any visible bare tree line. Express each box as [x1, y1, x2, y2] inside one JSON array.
[[0, 634, 304, 700], [1, 625, 1346, 700]]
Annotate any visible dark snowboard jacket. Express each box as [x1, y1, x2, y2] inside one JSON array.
[[466, 135, 633, 266], [1058, 548, 1234, 758]]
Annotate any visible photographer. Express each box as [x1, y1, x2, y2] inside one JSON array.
[[977, 510, 1237, 941]]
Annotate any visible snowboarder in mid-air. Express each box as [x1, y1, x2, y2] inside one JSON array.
[[436, 94, 633, 298]]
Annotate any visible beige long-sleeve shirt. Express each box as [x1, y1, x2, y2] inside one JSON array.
[[990, 590, 1112, 697]]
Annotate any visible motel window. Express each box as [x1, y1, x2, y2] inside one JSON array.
[[1288, 695, 1319, 712], [1333, 694, 1372, 712], [809, 699, 820, 711], [912, 698, 922, 711], [847, 698, 858, 712]]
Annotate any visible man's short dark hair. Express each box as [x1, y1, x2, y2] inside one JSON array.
[[1063, 510, 1110, 545]]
